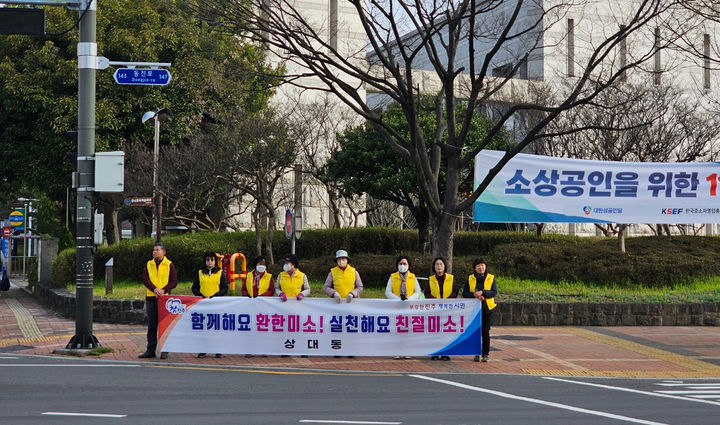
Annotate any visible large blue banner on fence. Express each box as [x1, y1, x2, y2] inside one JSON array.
[[474, 150, 720, 223]]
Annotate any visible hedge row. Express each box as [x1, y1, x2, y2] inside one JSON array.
[[492, 236, 720, 287], [51, 228, 559, 287], [51, 229, 720, 288]]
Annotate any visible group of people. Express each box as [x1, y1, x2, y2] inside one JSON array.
[[139, 242, 497, 363]]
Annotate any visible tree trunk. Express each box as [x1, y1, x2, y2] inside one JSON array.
[[432, 213, 457, 273], [102, 201, 120, 245], [327, 187, 341, 228], [264, 203, 275, 265], [252, 202, 264, 256], [617, 224, 627, 252], [415, 208, 430, 253]]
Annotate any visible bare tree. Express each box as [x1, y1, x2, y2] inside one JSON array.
[[536, 80, 720, 249], [286, 92, 363, 228], [123, 139, 242, 234], [217, 108, 298, 263], [187, 0, 694, 269]]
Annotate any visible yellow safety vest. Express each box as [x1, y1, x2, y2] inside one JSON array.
[[331, 265, 356, 297], [198, 269, 222, 297], [246, 270, 272, 297], [391, 271, 416, 297], [146, 257, 171, 298], [279, 270, 306, 297], [429, 274, 454, 299], [468, 273, 496, 310]]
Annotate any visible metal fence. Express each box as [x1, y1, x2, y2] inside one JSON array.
[[7, 234, 41, 278]]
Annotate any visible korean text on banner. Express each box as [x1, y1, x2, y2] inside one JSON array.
[[474, 150, 720, 224], [158, 296, 482, 356]]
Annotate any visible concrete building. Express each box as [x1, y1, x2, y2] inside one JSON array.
[[366, 0, 720, 237], [227, 0, 369, 231]]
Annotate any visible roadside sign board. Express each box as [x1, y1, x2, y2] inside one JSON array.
[[8, 210, 23, 228], [124, 197, 153, 207], [284, 209, 293, 239], [113, 68, 171, 86], [2, 227, 11, 238]]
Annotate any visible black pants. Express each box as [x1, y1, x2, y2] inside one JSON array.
[[482, 310, 493, 357], [145, 298, 158, 353]]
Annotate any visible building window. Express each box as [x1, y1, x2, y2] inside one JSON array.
[[567, 19, 575, 77], [619, 25, 627, 82], [704, 34, 711, 90], [492, 63, 514, 78], [654, 27, 661, 85]]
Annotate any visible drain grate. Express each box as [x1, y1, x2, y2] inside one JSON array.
[[494, 335, 540, 341], [0, 345, 34, 352]]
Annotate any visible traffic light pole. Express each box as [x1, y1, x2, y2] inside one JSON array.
[[66, 0, 100, 349]]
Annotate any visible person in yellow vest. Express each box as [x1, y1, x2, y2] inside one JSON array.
[[385, 255, 421, 301], [462, 258, 497, 363], [425, 257, 459, 361], [192, 251, 227, 299], [386, 255, 421, 359], [242, 255, 276, 298], [324, 250, 363, 302], [191, 251, 228, 359], [275, 254, 310, 301], [139, 242, 177, 359]]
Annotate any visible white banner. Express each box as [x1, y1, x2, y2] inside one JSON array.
[[158, 296, 483, 356], [474, 150, 720, 223]]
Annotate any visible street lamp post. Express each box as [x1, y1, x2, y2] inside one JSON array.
[[142, 109, 171, 242]]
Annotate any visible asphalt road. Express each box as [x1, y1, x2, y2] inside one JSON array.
[[1, 354, 718, 425]]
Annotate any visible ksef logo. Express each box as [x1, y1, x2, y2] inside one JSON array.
[[165, 298, 187, 314], [661, 208, 683, 214]]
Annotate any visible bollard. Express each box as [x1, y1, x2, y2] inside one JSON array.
[[105, 257, 113, 295]]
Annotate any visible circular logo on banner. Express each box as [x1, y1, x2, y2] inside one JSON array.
[[8, 211, 24, 227]]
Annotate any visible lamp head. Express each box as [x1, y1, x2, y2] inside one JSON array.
[[141, 111, 155, 124]]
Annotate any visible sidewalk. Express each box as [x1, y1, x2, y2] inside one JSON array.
[[2, 279, 720, 377]]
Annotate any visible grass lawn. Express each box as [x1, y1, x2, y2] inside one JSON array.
[[71, 276, 720, 303]]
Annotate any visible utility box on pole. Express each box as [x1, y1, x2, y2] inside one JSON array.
[[94, 151, 124, 192]]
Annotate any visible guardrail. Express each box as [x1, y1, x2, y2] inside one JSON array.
[[7, 234, 42, 278]]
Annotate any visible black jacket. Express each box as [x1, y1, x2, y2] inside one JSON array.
[[191, 265, 228, 298], [462, 271, 497, 314]]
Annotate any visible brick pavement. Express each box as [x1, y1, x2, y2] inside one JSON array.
[[2, 281, 720, 377]]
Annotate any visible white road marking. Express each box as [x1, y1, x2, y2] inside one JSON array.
[[655, 382, 720, 388], [657, 390, 720, 394], [299, 421, 401, 424], [544, 377, 720, 407], [684, 395, 720, 399], [0, 364, 140, 367], [42, 412, 127, 418], [412, 374, 669, 425]]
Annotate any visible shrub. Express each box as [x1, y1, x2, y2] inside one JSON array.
[[491, 236, 720, 287], [51, 229, 720, 289]]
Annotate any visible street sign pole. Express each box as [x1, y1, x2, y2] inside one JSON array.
[[67, 0, 100, 350]]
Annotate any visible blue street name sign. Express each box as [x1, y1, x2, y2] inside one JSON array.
[[113, 68, 171, 86]]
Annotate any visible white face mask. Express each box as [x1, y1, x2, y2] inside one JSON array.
[[337, 259, 348, 268], [398, 264, 409, 273], [255, 265, 266, 273], [283, 263, 292, 272]]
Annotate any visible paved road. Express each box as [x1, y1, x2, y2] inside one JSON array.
[[4, 284, 720, 378], [1, 354, 718, 425]]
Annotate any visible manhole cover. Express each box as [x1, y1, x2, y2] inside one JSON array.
[[0, 345, 34, 352], [494, 335, 540, 341]]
